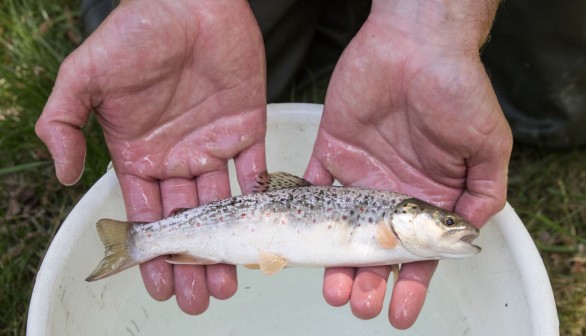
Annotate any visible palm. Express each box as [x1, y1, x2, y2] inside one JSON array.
[[306, 18, 511, 328], [59, 0, 266, 185], [36, 0, 267, 315]]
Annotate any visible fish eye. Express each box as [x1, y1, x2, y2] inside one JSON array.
[[444, 216, 456, 227]]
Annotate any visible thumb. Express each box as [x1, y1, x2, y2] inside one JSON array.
[[455, 137, 512, 227], [35, 57, 92, 186]]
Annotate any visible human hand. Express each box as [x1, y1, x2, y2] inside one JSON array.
[[35, 0, 267, 314], [304, 0, 511, 329]]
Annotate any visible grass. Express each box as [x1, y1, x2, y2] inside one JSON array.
[[0, 1, 109, 335], [508, 146, 586, 335], [0, 1, 585, 335]]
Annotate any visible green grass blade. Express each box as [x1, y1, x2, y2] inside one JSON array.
[[0, 161, 51, 176]]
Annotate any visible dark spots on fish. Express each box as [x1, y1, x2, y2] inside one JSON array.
[[402, 210, 407, 214], [241, 213, 247, 219], [328, 224, 332, 229], [297, 209, 303, 214], [359, 207, 365, 212], [391, 199, 397, 205], [342, 215, 348, 221], [368, 217, 373, 223], [250, 228, 255, 232], [345, 197, 351, 203], [281, 220, 286, 225], [350, 210, 355, 216], [312, 219, 317, 224], [411, 205, 418, 210]]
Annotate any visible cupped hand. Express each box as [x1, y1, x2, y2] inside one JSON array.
[[35, 0, 267, 314], [304, 0, 512, 329]]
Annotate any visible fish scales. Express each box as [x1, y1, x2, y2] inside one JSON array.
[[86, 172, 481, 281], [130, 187, 411, 267], [137, 186, 408, 232]]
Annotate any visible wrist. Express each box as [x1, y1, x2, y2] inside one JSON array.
[[370, 0, 499, 51]]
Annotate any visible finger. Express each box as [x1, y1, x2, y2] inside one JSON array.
[[206, 264, 238, 300], [322, 267, 355, 307], [117, 174, 174, 301], [349, 266, 392, 320], [388, 260, 438, 330], [174, 265, 210, 315], [196, 169, 238, 300], [303, 156, 334, 186], [140, 257, 175, 301], [234, 142, 266, 194], [455, 126, 512, 227], [160, 177, 198, 217], [159, 177, 210, 313], [35, 56, 92, 185]]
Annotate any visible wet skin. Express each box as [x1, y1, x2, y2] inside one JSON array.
[[304, 0, 511, 329], [36, 0, 267, 315]]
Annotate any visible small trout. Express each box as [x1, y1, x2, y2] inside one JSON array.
[[86, 172, 480, 281]]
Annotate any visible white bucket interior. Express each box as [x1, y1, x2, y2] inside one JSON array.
[[27, 103, 558, 335]]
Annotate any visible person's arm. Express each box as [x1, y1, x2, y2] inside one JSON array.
[[305, 0, 510, 329], [36, 0, 267, 314]]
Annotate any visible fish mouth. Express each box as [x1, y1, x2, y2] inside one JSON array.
[[460, 233, 479, 244], [440, 229, 481, 255], [457, 231, 481, 254]]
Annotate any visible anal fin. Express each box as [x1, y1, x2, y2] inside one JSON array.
[[166, 254, 218, 265], [391, 264, 400, 284], [258, 250, 288, 275]]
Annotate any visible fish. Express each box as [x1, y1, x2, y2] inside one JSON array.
[[86, 172, 480, 281]]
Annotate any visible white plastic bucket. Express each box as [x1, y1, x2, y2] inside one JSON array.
[[28, 103, 559, 335]]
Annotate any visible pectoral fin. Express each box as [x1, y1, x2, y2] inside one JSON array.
[[166, 254, 218, 265], [376, 221, 398, 249], [258, 251, 288, 275]]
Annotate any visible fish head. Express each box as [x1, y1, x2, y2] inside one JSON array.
[[389, 198, 481, 259]]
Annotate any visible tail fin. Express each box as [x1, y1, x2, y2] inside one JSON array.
[[86, 219, 138, 282]]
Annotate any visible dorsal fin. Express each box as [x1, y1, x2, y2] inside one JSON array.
[[253, 171, 312, 193]]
